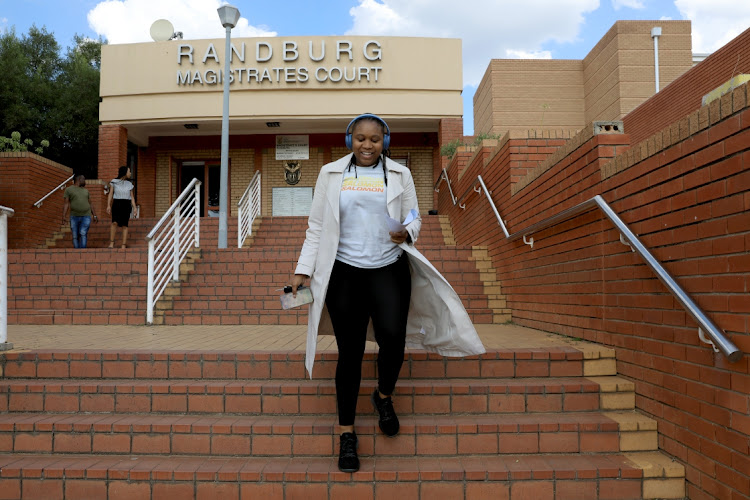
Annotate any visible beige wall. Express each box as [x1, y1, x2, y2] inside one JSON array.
[[152, 145, 433, 219], [474, 20, 693, 136], [474, 59, 585, 137], [261, 148, 326, 217], [583, 20, 692, 123], [100, 36, 463, 133], [262, 147, 434, 217]]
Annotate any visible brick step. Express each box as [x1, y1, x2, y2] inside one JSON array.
[[0, 376, 635, 415], [1, 349, 614, 380], [50, 220, 162, 249], [51, 219, 241, 249], [179, 247, 481, 262], [9, 276, 147, 286], [7, 309, 494, 327], [0, 411, 657, 457], [0, 451, 686, 499], [246, 235, 451, 248], [49, 215, 451, 250], [162, 296, 493, 311], [246, 234, 453, 247], [9, 303, 145, 313], [158, 311, 308, 326], [8, 249, 148, 264], [7, 312, 145, 326], [170, 274, 489, 287], [157, 310, 496, 326]]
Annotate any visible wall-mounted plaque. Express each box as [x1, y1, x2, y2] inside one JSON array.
[[272, 187, 313, 216], [275, 135, 309, 160]]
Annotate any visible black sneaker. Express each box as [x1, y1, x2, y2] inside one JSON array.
[[338, 432, 359, 473], [371, 389, 400, 437]]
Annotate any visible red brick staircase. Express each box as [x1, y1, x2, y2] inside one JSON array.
[[158, 215, 501, 326], [7, 215, 503, 326], [0, 343, 685, 499], [1, 214, 685, 498]]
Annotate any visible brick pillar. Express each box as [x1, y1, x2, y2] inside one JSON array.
[[138, 147, 156, 218], [435, 118, 463, 209], [98, 125, 128, 182]]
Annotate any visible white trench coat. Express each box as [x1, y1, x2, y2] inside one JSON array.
[[295, 154, 486, 377]]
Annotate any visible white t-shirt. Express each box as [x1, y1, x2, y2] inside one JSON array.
[[336, 162, 402, 268], [110, 179, 134, 200]]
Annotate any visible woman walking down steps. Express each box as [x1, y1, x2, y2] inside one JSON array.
[[289, 113, 485, 473]]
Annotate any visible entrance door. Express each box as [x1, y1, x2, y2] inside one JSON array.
[[180, 161, 224, 217], [206, 162, 220, 217]]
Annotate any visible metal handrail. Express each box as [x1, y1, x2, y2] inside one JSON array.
[[237, 170, 261, 248], [33, 175, 74, 208], [433, 168, 457, 205], [146, 178, 202, 324], [0, 205, 13, 350], [449, 173, 742, 362]]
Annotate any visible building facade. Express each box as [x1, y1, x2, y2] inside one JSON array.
[[98, 36, 465, 219], [473, 20, 694, 137]]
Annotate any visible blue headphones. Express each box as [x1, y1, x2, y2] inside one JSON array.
[[345, 113, 391, 151]]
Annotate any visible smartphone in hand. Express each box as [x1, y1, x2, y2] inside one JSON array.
[[280, 286, 314, 309]]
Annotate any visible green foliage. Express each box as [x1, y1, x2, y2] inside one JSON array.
[[440, 132, 503, 158], [0, 26, 105, 177], [472, 132, 502, 145], [439, 138, 466, 158], [0, 131, 50, 154]]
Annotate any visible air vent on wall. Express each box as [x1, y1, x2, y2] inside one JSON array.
[[266, 122, 281, 127], [184, 123, 199, 129]]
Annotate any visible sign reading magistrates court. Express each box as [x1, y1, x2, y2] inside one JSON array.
[[176, 40, 383, 86]]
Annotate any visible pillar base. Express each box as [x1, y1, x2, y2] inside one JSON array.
[[0, 342, 14, 351]]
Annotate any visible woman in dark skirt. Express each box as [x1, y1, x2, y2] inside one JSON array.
[[106, 166, 136, 248]]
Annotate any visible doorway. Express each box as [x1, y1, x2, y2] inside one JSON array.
[[180, 160, 225, 217]]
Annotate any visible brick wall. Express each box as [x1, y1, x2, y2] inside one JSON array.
[[437, 118, 464, 208], [144, 133, 437, 218], [474, 59, 586, 137], [624, 26, 750, 145], [438, 83, 750, 499], [98, 125, 128, 182], [0, 153, 75, 248], [137, 147, 157, 218]]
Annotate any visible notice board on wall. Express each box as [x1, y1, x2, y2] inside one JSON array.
[[272, 187, 313, 216]]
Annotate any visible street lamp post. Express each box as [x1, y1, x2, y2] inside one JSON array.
[[217, 4, 240, 248]]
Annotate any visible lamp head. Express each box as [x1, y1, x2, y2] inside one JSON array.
[[217, 4, 240, 29]]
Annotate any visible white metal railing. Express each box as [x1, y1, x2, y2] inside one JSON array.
[[146, 178, 202, 324], [33, 175, 74, 208], [0, 205, 14, 350], [237, 170, 261, 248], [433, 168, 457, 205], [442, 173, 742, 363]]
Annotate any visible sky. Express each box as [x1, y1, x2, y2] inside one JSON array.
[[2, 0, 750, 135]]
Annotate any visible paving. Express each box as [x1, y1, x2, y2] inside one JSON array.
[[4, 323, 611, 355]]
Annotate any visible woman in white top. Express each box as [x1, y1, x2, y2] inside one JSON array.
[[106, 166, 136, 248], [290, 114, 485, 473]]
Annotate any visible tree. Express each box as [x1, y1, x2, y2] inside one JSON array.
[[0, 26, 103, 178], [55, 35, 104, 177], [0, 26, 60, 146]]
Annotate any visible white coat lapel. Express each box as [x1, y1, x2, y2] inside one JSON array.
[[326, 157, 349, 224], [386, 164, 404, 211]]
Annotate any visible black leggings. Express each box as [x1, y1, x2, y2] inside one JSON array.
[[325, 253, 411, 426]]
